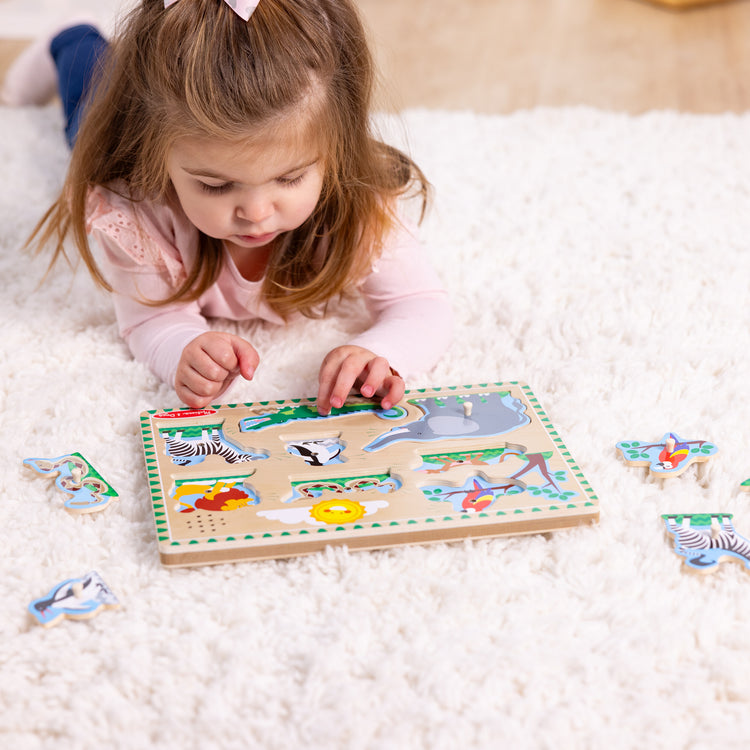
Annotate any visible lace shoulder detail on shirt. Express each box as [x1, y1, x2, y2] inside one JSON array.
[[86, 187, 187, 286]]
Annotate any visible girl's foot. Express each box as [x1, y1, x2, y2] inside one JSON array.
[[0, 36, 58, 106], [0, 17, 101, 106]]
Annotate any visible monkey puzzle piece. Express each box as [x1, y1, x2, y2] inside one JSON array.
[[662, 514, 750, 574], [28, 571, 120, 628], [615, 432, 717, 478], [23, 452, 119, 513]]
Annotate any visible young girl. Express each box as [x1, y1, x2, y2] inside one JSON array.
[[11, 0, 452, 412]]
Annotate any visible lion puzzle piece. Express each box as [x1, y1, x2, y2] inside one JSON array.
[[615, 432, 717, 479], [23, 453, 118, 514], [28, 571, 120, 628], [662, 514, 750, 574]]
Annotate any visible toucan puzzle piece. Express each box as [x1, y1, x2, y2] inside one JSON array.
[[615, 432, 717, 478], [23, 453, 119, 513], [140, 382, 599, 567], [28, 571, 120, 628], [662, 514, 750, 574]]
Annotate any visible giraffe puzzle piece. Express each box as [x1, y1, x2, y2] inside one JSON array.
[[663, 514, 750, 573], [23, 453, 118, 513], [615, 432, 717, 478], [28, 571, 120, 628]]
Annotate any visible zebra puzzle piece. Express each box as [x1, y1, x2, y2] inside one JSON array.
[[616, 432, 717, 479], [28, 571, 120, 628], [23, 453, 119, 514], [662, 514, 750, 574]]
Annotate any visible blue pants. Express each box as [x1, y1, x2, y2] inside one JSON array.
[[50, 25, 109, 148]]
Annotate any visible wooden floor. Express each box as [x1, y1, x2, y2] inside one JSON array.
[[2, 0, 750, 112]]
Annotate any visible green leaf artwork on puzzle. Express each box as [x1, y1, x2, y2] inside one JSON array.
[[239, 400, 406, 432]]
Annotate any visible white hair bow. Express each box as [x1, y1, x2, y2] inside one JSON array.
[[164, 0, 260, 22]]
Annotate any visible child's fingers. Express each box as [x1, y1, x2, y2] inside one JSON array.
[[197, 333, 258, 381], [190, 344, 233, 383], [176, 387, 214, 409], [357, 356, 392, 399], [175, 372, 220, 408], [229, 336, 259, 381], [318, 350, 363, 414], [318, 347, 403, 414], [378, 373, 405, 411], [176, 333, 258, 408], [175, 357, 225, 407]]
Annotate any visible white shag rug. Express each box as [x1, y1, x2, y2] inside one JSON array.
[[3, 104, 750, 749]]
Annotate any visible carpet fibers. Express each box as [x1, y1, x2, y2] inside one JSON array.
[[2, 105, 750, 749]]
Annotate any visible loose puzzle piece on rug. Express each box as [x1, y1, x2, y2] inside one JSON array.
[[28, 571, 120, 628], [615, 432, 717, 479], [23, 453, 119, 514], [663, 513, 750, 574], [140, 381, 599, 566]]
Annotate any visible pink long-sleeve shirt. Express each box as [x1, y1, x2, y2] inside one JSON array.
[[86, 185, 452, 388]]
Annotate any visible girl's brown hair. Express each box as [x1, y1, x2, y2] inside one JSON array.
[[31, 0, 429, 318]]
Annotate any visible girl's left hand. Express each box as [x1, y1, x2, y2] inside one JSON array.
[[317, 345, 404, 415]]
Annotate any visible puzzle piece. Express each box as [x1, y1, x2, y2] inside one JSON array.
[[23, 453, 118, 513], [28, 571, 120, 627], [663, 514, 750, 573], [172, 475, 260, 513], [616, 432, 717, 478], [420, 473, 525, 514], [285, 436, 346, 466], [160, 426, 268, 467], [363, 391, 530, 452]]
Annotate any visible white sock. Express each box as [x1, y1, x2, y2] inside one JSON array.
[[0, 36, 58, 106], [0, 18, 102, 107]]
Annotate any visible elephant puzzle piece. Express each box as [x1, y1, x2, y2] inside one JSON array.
[[663, 514, 750, 574], [140, 382, 600, 566], [23, 453, 118, 514], [616, 432, 717, 478], [28, 571, 120, 628]]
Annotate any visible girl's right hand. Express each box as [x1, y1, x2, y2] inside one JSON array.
[[175, 332, 259, 408]]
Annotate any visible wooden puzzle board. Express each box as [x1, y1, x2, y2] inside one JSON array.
[[139, 382, 599, 567]]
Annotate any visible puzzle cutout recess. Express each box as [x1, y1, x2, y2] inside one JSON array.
[[140, 382, 599, 566]]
